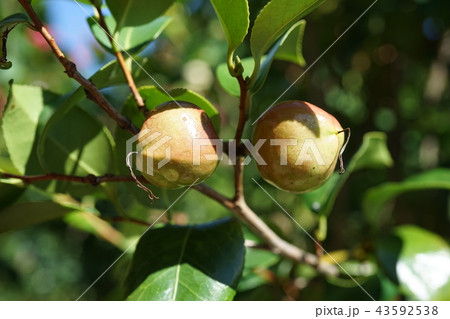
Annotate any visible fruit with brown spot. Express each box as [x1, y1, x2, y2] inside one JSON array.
[[253, 101, 344, 193], [137, 101, 219, 189]]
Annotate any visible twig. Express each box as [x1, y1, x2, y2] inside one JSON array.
[[233, 75, 248, 201], [234, 75, 248, 143], [1, 172, 143, 186], [17, 0, 138, 135], [94, 5, 148, 118], [192, 184, 338, 276]]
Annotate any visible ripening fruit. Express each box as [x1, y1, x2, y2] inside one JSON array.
[[137, 101, 219, 189], [253, 101, 345, 193]]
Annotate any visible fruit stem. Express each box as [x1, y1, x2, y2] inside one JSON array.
[[337, 128, 351, 174], [126, 152, 159, 203]]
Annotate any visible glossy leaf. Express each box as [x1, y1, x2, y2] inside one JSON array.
[[377, 225, 450, 300], [363, 168, 450, 223], [0, 84, 44, 174], [302, 132, 393, 216], [64, 211, 129, 250], [251, 20, 306, 93], [37, 105, 115, 176], [123, 86, 221, 131], [87, 15, 171, 54], [210, 0, 249, 75], [0, 127, 19, 174], [0, 186, 79, 233], [274, 19, 306, 66], [105, 0, 176, 29], [249, 0, 325, 84], [124, 218, 245, 301]]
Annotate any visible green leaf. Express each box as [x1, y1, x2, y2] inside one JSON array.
[[363, 168, 450, 223], [63, 211, 129, 250], [210, 0, 249, 75], [274, 19, 306, 66], [0, 130, 18, 174], [124, 86, 221, 132], [37, 104, 115, 176], [238, 248, 279, 292], [216, 57, 254, 96], [87, 15, 171, 54], [249, 0, 325, 84], [89, 57, 159, 91], [302, 132, 393, 217], [0, 186, 79, 233], [105, 0, 176, 29], [125, 218, 245, 300], [377, 225, 450, 300], [217, 20, 306, 95], [0, 84, 44, 174], [251, 20, 306, 93]]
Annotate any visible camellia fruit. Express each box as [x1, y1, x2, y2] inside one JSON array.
[[252, 101, 346, 193], [136, 101, 219, 189]]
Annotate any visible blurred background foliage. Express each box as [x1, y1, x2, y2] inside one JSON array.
[[0, 0, 449, 300]]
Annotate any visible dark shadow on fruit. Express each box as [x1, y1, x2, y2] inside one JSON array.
[[258, 101, 321, 138]]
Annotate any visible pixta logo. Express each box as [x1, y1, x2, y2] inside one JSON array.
[[126, 128, 172, 176], [127, 131, 326, 176]]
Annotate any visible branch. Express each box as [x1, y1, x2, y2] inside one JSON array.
[[1, 172, 142, 186], [17, 0, 138, 135], [1, 171, 337, 275], [94, 5, 148, 118], [192, 184, 338, 276], [234, 75, 248, 143]]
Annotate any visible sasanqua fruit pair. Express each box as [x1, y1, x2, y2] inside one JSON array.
[[136, 100, 345, 193]]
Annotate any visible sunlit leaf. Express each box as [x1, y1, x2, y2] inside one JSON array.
[[37, 105, 115, 177], [64, 211, 129, 250], [250, 0, 325, 84], [125, 218, 245, 300], [0, 84, 44, 174], [105, 0, 176, 29], [251, 20, 306, 93], [123, 86, 221, 132], [210, 0, 249, 75], [87, 15, 171, 54], [377, 225, 450, 300]]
